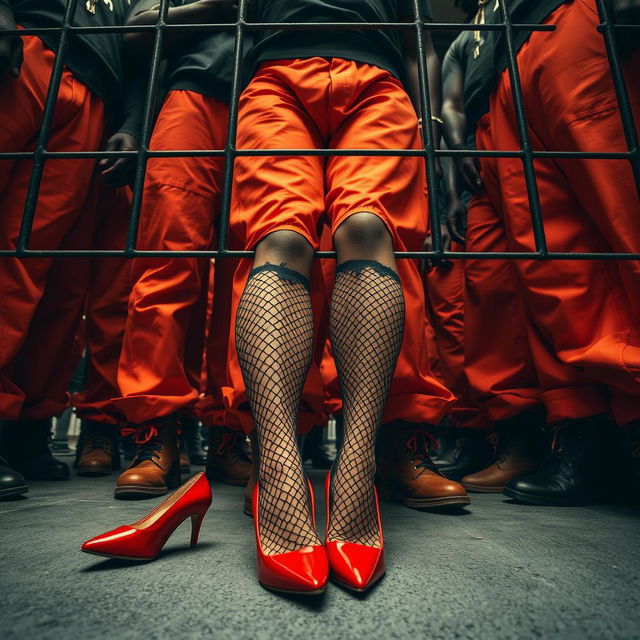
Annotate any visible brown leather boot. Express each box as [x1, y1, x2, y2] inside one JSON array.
[[206, 426, 252, 487], [462, 412, 548, 493], [377, 421, 470, 510], [115, 418, 181, 499], [74, 421, 121, 477], [243, 429, 259, 517]]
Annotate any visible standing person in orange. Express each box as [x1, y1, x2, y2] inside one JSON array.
[[224, 0, 464, 595], [111, 0, 240, 499], [0, 0, 143, 488], [468, 0, 640, 504]]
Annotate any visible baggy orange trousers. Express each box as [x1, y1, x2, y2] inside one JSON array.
[[0, 33, 104, 420], [114, 90, 229, 425], [424, 244, 491, 429], [223, 58, 454, 433], [467, 116, 608, 424], [488, 0, 640, 424], [72, 185, 132, 425]]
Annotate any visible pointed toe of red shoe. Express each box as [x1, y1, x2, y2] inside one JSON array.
[[259, 544, 329, 595], [326, 540, 385, 592], [81, 526, 145, 560]]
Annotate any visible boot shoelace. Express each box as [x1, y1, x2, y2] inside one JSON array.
[[406, 428, 441, 471], [486, 432, 514, 465], [120, 426, 163, 468], [85, 432, 111, 453], [216, 431, 252, 463]]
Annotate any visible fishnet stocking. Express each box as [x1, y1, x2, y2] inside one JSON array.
[[328, 261, 405, 547], [235, 265, 321, 556]]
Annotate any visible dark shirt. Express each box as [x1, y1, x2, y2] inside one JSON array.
[[443, 29, 496, 132], [134, 0, 241, 103], [2, 0, 141, 133], [248, 0, 432, 83], [495, 0, 570, 70], [446, 0, 570, 127]]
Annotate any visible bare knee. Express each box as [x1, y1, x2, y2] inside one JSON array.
[[254, 230, 314, 274], [333, 212, 393, 259]]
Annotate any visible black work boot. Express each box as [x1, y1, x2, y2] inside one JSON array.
[[433, 427, 494, 481], [302, 425, 335, 469], [620, 421, 640, 502], [0, 455, 29, 499], [1, 419, 70, 481], [504, 414, 611, 506], [181, 416, 208, 466]]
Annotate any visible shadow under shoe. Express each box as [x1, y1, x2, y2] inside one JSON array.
[[206, 426, 253, 487], [75, 420, 121, 477], [377, 421, 470, 510], [1, 418, 69, 480], [504, 414, 613, 506], [115, 418, 181, 499], [462, 416, 548, 493]]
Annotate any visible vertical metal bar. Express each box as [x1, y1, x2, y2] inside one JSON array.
[[412, 0, 441, 255], [594, 0, 640, 198], [217, 0, 248, 253], [125, 0, 171, 255], [17, 0, 81, 254], [497, 1, 548, 256]]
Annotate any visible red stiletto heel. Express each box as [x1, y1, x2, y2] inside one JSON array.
[[82, 472, 211, 561], [253, 479, 328, 595], [325, 472, 386, 593]]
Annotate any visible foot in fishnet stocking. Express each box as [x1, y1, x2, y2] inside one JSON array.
[[328, 261, 405, 547], [235, 264, 321, 556]]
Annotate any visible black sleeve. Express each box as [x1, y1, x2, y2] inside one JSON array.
[[0, 0, 12, 8], [397, 0, 432, 20], [117, 61, 149, 138], [443, 33, 465, 74]]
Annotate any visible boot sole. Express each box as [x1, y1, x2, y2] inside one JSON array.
[[76, 467, 113, 477], [0, 484, 29, 499], [402, 495, 470, 510], [114, 486, 170, 499], [462, 483, 504, 494], [503, 487, 595, 506]]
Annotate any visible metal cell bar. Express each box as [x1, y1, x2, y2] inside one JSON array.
[[217, 0, 249, 253], [595, 0, 640, 198], [496, 1, 547, 257], [2, 249, 640, 260], [16, 0, 80, 255], [0, 21, 561, 36], [412, 0, 442, 256], [125, 0, 171, 255]]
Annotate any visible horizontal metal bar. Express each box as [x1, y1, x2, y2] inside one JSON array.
[[2, 250, 640, 261], [0, 149, 635, 160], [0, 22, 560, 37]]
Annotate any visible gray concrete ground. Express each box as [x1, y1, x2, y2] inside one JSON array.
[[1, 455, 639, 640]]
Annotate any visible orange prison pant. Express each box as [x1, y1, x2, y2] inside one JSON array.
[[469, 115, 609, 424], [0, 33, 104, 419], [489, 0, 640, 423], [73, 185, 132, 425], [223, 58, 454, 433], [424, 244, 491, 429], [114, 90, 229, 425]]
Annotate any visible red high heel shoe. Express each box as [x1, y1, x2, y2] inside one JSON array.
[[82, 472, 211, 561], [325, 472, 386, 593], [253, 479, 328, 595]]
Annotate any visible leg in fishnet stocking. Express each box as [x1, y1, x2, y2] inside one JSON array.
[[328, 260, 405, 546], [235, 264, 321, 556]]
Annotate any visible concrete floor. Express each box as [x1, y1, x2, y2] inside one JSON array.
[[1, 455, 639, 640]]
